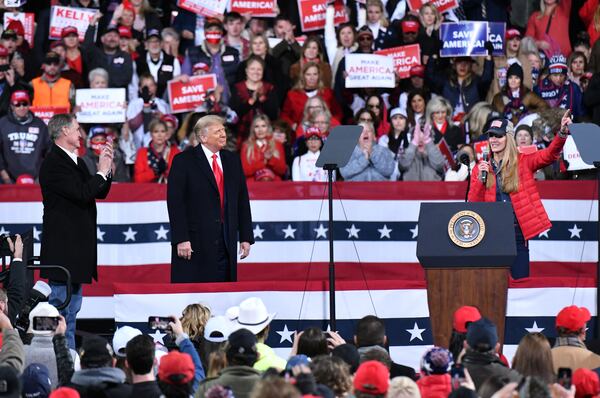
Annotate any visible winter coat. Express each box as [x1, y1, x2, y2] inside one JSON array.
[[580, 0, 600, 47], [240, 140, 287, 181], [525, 0, 573, 57], [551, 343, 600, 373], [133, 143, 180, 183], [487, 54, 534, 101], [462, 350, 521, 390], [417, 374, 452, 398], [468, 134, 567, 240], [182, 43, 240, 89], [340, 144, 395, 181], [195, 366, 261, 398], [426, 57, 494, 114], [534, 78, 583, 118], [281, 88, 342, 128], [229, 81, 280, 145], [69, 367, 132, 398], [583, 72, 600, 125], [492, 88, 549, 125], [398, 142, 445, 181]]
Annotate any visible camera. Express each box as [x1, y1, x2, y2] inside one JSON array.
[[0, 64, 11, 73], [0, 234, 17, 256], [15, 281, 52, 333], [33, 316, 59, 332], [148, 316, 173, 331]]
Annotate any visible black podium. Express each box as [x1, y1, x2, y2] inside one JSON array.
[[417, 202, 517, 347]]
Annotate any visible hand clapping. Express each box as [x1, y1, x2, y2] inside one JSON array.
[[98, 141, 114, 176]]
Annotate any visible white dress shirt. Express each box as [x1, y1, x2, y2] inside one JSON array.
[[201, 144, 223, 173]]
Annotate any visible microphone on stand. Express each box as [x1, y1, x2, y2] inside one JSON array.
[[481, 147, 489, 184]]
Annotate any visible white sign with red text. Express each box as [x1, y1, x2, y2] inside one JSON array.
[[407, 0, 458, 13], [168, 74, 217, 114], [76, 89, 126, 123], [230, 0, 276, 17], [564, 136, 595, 171], [297, 0, 348, 32], [375, 44, 421, 79], [345, 54, 395, 88], [49, 6, 96, 42], [177, 0, 228, 18], [3, 13, 34, 48]]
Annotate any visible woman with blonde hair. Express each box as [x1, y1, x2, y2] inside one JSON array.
[[425, 96, 464, 152], [418, 3, 442, 65], [462, 102, 494, 142], [295, 96, 340, 139], [468, 111, 571, 279], [366, 0, 389, 50], [511, 333, 555, 385], [388, 377, 421, 398], [241, 114, 287, 181]]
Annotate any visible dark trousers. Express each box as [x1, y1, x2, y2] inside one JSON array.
[[214, 223, 231, 282], [511, 225, 530, 279]]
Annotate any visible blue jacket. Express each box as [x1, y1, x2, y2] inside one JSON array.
[[176, 334, 206, 393]]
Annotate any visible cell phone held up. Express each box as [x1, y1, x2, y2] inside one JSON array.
[[557, 367, 572, 389], [450, 364, 466, 390], [148, 316, 172, 331], [33, 316, 59, 332]]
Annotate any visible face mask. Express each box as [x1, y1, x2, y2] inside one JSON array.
[[205, 31, 222, 45], [90, 135, 107, 156]]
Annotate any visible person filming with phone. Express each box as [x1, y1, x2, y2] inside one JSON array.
[[468, 110, 572, 279], [0, 234, 27, 325]]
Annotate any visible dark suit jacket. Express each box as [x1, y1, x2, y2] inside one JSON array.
[[167, 145, 254, 283], [39, 144, 111, 284]]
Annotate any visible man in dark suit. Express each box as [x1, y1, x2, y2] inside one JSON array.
[[39, 113, 112, 349], [167, 115, 253, 283]]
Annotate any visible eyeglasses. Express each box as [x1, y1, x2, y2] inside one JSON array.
[[488, 132, 505, 139], [13, 102, 29, 108]]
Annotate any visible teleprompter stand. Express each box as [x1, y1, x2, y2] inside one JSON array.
[[316, 125, 363, 330]]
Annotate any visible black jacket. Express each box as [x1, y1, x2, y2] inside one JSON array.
[[583, 72, 600, 126], [167, 146, 253, 283], [39, 144, 112, 283], [462, 350, 521, 389], [82, 25, 133, 92], [185, 44, 240, 89], [136, 51, 176, 99]]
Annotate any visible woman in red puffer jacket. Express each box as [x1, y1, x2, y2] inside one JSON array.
[[468, 111, 571, 279]]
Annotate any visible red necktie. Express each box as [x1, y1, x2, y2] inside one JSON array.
[[212, 153, 224, 218]]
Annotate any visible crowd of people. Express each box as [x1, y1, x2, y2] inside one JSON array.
[[0, 0, 597, 185], [3, 290, 600, 398]]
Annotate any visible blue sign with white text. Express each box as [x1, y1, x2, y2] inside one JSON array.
[[488, 22, 506, 57], [440, 22, 488, 57]]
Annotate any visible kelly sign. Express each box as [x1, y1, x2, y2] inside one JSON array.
[[488, 22, 505, 57], [76, 88, 126, 123], [407, 0, 458, 13], [178, 0, 228, 17], [230, 0, 276, 17], [439, 22, 488, 58], [168, 74, 217, 114], [30, 107, 70, 125], [345, 54, 395, 89], [375, 44, 421, 79], [49, 6, 96, 42], [297, 0, 348, 32], [4, 12, 34, 48]]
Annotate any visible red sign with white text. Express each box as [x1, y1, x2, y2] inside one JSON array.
[[4, 13, 34, 48], [474, 141, 489, 162], [407, 0, 458, 13], [49, 6, 96, 42], [375, 44, 421, 79], [230, 0, 276, 17], [30, 106, 70, 125], [297, 0, 348, 32], [167, 74, 217, 114], [177, 0, 228, 18]]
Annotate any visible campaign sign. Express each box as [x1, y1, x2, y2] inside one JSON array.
[[178, 0, 228, 18], [438, 138, 456, 172], [76, 88, 126, 124], [407, 0, 458, 13], [49, 6, 96, 42], [4, 13, 34, 48], [375, 44, 421, 79], [297, 0, 348, 32], [345, 54, 395, 88], [230, 0, 276, 17], [488, 22, 505, 57], [563, 136, 595, 171], [473, 141, 489, 162], [440, 22, 488, 58], [168, 74, 217, 114], [30, 107, 70, 125]]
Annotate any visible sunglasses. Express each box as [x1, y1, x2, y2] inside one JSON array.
[[488, 132, 505, 139], [13, 102, 29, 107]]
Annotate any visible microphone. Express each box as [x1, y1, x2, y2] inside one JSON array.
[[481, 147, 489, 184]]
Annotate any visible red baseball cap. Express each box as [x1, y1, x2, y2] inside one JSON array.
[[506, 28, 522, 40], [6, 20, 24, 37], [573, 368, 600, 397], [556, 305, 591, 332], [16, 174, 34, 185], [453, 306, 482, 333], [161, 114, 179, 130], [193, 62, 210, 73], [158, 351, 194, 385], [410, 65, 425, 78], [401, 20, 420, 34], [49, 387, 80, 398], [118, 25, 132, 39], [11, 90, 30, 105], [304, 126, 322, 139], [50, 40, 66, 50], [354, 360, 390, 395], [61, 26, 78, 38], [0, 45, 9, 58]]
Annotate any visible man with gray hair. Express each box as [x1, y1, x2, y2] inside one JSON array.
[[39, 113, 112, 349], [167, 115, 253, 283]]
